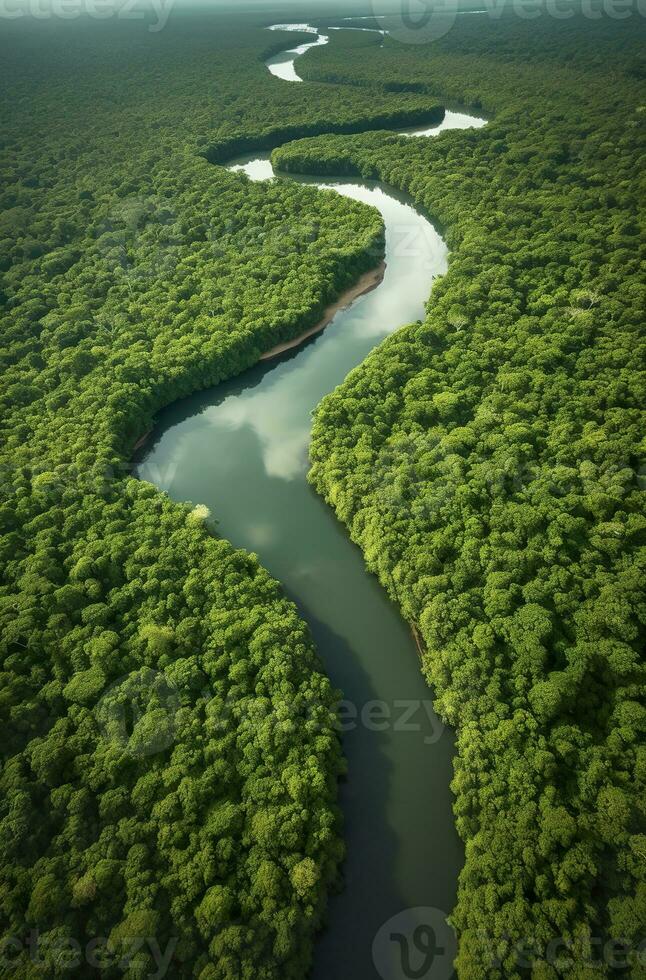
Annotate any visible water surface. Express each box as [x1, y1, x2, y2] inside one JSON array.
[[139, 157, 463, 979], [139, 26, 487, 980], [266, 23, 329, 81]]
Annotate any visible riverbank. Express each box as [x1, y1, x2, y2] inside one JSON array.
[[259, 260, 386, 360], [139, 140, 460, 979], [132, 429, 152, 453]]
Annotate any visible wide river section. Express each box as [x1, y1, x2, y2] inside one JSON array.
[[138, 23, 486, 979]]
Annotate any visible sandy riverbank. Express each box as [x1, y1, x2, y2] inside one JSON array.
[[132, 262, 386, 457], [132, 430, 152, 454], [259, 261, 386, 361]]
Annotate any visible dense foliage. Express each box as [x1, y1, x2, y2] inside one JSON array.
[[274, 14, 646, 977], [0, 13, 440, 977], [1, 8, 644, 978]]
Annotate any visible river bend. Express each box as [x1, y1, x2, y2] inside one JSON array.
[[138, 23, 485, 979]]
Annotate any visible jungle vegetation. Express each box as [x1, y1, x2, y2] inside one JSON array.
[[0, 7, 644, 979], [0, 13, 431, 979], [276, 13, 646, 977]]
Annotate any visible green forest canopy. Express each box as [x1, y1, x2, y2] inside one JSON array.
[[0, 8, 644, 978], [0, 14, 418, 978], [282, 12, 646, 977]]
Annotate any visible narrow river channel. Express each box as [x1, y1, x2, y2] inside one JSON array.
[[137, 24, 486, 979]]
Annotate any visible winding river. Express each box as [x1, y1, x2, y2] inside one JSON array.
[[138, 24, 486, 979]]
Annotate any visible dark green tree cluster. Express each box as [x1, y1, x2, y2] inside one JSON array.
[[0, 12, 423, 978], [1, 479, 346, 977], [276, 14, 645, 977]]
